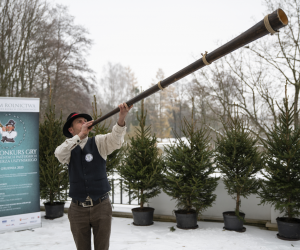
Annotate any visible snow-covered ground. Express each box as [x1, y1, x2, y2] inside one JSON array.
[[0, 211, 299, 250]]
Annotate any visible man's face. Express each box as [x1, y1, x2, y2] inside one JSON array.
[[6, 125, 13, 131], [68, 117, 87, 136]]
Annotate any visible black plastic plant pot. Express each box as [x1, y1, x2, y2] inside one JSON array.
[[132, 207, 154, 226], [44, 202, 65, 219], [223, 211, 245, 231], [175, 210, 198, 229], [276, 217, 300, 241]]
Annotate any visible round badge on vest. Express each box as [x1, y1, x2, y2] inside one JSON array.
[[85, 153, 93, 162]]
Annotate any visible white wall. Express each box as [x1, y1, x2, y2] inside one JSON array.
[[148, 178, 272, 221], [271, 206, 285, 223]]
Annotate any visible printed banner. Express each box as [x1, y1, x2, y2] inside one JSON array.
[[0, 97, 41, 232]]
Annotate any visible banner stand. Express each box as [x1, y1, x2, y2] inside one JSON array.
[[0, 97, 41, 233]]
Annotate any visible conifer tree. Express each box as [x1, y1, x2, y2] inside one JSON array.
[[162, 99, 219, 214], [215, 111, 264, 215], [39, 104, 68, 204], [259, 87, 300, 219], [118, 99, 162, 208], [89, 95, 123, 177]]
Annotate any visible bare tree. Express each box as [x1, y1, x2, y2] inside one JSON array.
[[145, 68, 172, 139], [99, 62, 137, 107], [38, 4, 95, 117], [190, 1, 300, 137], [0, 0, 47, 97], [0, 0, 95, 119], [249, 0, 300, 127], [191, 49, 282, 139], [98, 62, 138, 129], [169, 79, 192, 137]]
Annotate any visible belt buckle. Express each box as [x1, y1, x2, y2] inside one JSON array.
[[82, 196, 93, 207]]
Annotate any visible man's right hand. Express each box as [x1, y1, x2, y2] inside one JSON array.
[[2, 127, 6, 132], [78, 120, 94, 140]]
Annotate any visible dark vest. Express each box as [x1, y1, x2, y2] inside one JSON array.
[[68, 137, 111, 202]]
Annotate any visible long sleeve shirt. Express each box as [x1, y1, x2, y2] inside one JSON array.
[[55, 123, 126, 165], [0, 129, 17, 139]]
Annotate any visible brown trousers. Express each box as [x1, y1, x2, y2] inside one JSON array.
[[68, 198, 112, 250]]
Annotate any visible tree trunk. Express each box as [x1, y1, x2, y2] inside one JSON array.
[[179, 102, 182, 137], [288, 195, 292, 219], [294, 84, 299, 129], [173, 108, 177, 136], [236, 193, 240, 214], [201, 98, 206, 124], [140, 188, 144, 208], [50, 189, 53, 204]]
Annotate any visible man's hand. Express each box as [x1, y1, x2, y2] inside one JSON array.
[[2, 126, 6, 132], [118, 103, 133, 127], [78, 120, 94, 140]]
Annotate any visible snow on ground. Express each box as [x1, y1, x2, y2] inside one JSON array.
[[0, 212, 299, 250]]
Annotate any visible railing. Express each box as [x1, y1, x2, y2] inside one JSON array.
[[63, 176, 139, 205], [109, 178, 139, 205]]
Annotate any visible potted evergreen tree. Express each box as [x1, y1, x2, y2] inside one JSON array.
[[258, 89, 300, 240], [162, 105, 219, 229], [118, 100, 162, 226], [215, 114, 264, 232], [39, 105, 68, 219]]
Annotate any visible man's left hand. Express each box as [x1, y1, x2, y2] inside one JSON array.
[[118, 103, 133, 127]]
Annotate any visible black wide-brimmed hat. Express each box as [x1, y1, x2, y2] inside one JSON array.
[[63, 112, 92, 138], [6, 119, 16, 127]]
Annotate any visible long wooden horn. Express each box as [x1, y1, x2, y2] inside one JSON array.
[[91, 8, 288, 127]]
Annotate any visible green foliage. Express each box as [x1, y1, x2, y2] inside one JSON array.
[[89, 95, 123, 177], [162, 117, 219, 214], [119, 100, 162, 208], [259, 90, 300, 219], [39, 105, 68, 204], [215, 115, 264, 215]]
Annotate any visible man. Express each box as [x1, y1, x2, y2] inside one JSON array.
[[55, 103, 132, 250], [0, 119, 17, 143]]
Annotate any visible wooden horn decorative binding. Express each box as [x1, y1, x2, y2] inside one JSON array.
[[90, 8, 288, 128]]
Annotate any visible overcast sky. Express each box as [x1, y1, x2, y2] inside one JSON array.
[[52, 0, 268, 89]]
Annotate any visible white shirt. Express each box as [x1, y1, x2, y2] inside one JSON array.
[[0, 130, 17, 139], [54, 123, 126, 165]]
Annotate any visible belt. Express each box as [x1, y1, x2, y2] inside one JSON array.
[[72, 193, 109, 207]]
